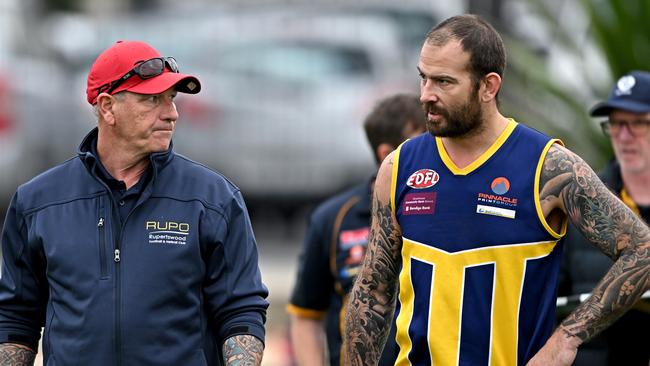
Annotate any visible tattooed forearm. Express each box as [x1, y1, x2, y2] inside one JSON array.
[[540, 144, 650, 341], [344, 194, 402, 366], [0, 343, 36, 366], [223, 335, 264, 366]]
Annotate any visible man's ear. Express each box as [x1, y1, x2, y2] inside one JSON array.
[[97, 93, 118, 125], [480, 72, 502, 103], [376, 143, 395, 164]]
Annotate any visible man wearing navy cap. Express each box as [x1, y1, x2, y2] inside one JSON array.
[[0, 40, 268, 365], [561, 70, 650, 365]]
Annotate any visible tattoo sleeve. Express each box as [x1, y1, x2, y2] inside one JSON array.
[[222, 334, 264, 366], [540, 144, 650, 341], [0, 343, 36, 366], [344, 155, 402, 366]]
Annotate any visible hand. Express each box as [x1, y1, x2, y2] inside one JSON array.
[[526, 328, 580, 366]]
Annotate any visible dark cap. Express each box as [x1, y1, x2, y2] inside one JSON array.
[[86, 40, 201, 105], [590, 70, 650, 116]]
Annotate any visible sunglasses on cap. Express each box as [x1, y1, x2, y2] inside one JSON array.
[[96, 57, 180, 95]]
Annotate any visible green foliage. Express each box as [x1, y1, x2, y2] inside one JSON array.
[[498, 0, 650, 169], [583, 0, 650, 76]]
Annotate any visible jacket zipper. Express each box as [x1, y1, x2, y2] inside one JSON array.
[[114, 201, 142, 366], [94, 170, 150, 366], [97, 217, 108, 279], [113, 203, 122, 366]]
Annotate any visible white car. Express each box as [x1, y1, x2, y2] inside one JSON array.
[[45, 7, 419, 203]]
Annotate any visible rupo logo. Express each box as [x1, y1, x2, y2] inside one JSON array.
[[407, 169, 439, 189], [146, 221, 190, 245], [146, 221, 190, 233]]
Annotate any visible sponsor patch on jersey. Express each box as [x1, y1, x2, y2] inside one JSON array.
[[476, 204, 516, 219], [477, 177, 518, 209], [339, 227, 369, 249], [402, 192, 436, 215], [407, 169, 439, 189]]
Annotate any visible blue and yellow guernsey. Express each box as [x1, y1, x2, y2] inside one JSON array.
[[390, 120, 567, 366]]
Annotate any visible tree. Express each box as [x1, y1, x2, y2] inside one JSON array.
[[495, 0, 650, 168]]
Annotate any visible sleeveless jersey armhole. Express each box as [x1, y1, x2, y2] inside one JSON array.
[[534, 139, 568, 239]]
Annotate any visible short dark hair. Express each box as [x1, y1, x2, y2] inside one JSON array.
[[425, 14, 506, 87], [363, 94, 426, 163]]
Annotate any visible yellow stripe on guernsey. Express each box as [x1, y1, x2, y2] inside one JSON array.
[[395, 237, 558, 366], [390, 142, 404, 215], [437, 119, 517, 176], [533, 139, 567, 239]]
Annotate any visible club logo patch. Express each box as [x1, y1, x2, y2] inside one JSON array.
[[407, 169, 439, 189], [145, 221, 189, 245], [615, 75, 635, 96]]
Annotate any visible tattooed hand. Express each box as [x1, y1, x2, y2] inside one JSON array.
[[344, 151, 402, 366], [0, 343, 36, 366], [536, 144, 650, 358], [223, 335, 264, 366]]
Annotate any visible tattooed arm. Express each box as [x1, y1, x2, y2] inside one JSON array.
[[344, 151, 403, 366], [528, 144, 650, 365], [222, 335, 264, 366], [0, 343, 36, 366]]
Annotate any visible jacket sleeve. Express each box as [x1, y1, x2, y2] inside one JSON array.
[[203, 190, 269, 346], [0, 192, 46, 350]]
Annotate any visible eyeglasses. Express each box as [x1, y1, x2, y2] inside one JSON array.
[[600, 119, 650, 137], [97, 57, 179, 95]]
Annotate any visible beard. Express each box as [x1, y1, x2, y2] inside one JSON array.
[[423, 87, 483, 138]]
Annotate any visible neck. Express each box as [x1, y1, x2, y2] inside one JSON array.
[[621, 169, 650, 206], [439, 110, 510, 169], [96, 132, 150, 190]]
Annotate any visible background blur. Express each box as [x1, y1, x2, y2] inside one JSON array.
[[1, 0, 650, 364]]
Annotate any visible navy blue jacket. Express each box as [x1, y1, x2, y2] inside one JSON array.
[[0, 129, 268, 365], [288, 179, 397, 366]]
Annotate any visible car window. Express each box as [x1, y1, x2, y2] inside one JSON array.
[[215, 41, 373, 83]]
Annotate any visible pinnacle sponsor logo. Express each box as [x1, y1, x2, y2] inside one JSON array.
[[491, 177, 510, 195], [478, 177, 518, 208], [407, 169, 440, 189], [477, 193, 518, 206], [145, 221, 190, 245]]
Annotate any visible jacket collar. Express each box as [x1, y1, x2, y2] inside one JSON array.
[[77, 127, 175, 179]]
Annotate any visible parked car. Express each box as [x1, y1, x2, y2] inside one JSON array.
[[44, 7, 418, 204], [0, 55, 72, 216]]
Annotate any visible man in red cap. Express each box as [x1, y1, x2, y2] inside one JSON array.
[[0, 40, 268, 365]]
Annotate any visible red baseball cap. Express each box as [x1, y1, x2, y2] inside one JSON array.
[[86, 40, 201, 105]]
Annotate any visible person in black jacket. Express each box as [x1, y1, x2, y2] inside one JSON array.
[[560, 70, 650, 366], [0, 40, 268, 365], [287, 94, 425, 365]]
